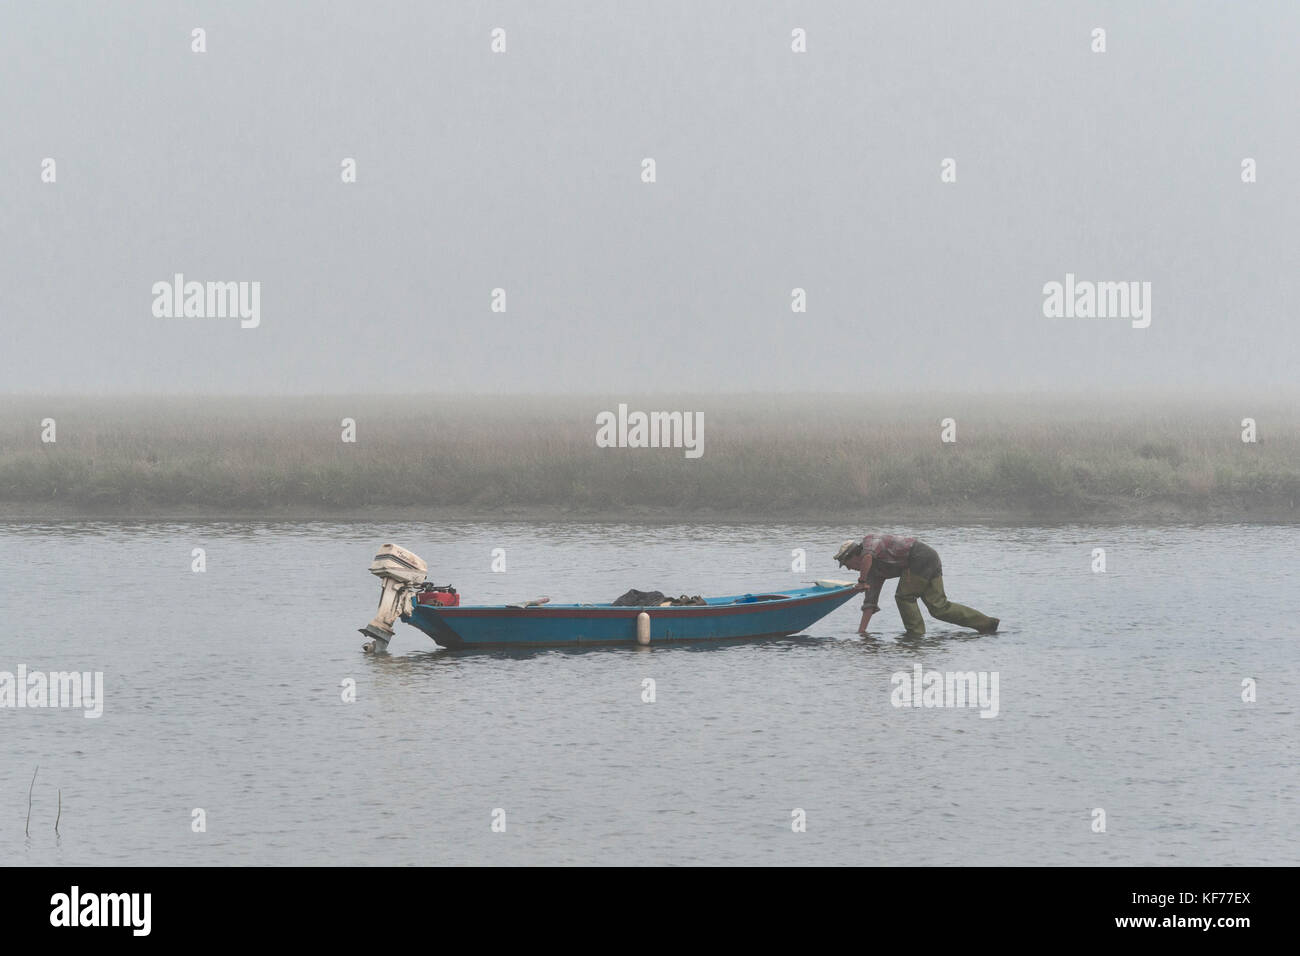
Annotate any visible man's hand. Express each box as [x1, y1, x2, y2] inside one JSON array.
[[858, 606, 875, 635]]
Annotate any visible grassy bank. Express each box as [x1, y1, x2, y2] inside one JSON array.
[[1, 394, 1297, 522]]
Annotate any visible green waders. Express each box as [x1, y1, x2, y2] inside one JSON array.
[[894, 542, 997, 636]]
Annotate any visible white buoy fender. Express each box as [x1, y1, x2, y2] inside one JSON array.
[[636, 612, 651, 645]]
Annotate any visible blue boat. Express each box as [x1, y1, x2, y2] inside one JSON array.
[[400, 583, 860, 649]]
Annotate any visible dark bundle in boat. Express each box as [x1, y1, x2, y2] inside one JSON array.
[[611, 589, 707, 607]]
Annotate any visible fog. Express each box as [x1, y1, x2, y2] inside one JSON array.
[[2, 1, 1296, 394]]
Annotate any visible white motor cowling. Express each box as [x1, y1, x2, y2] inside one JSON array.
[[360, 543, 428, 652]]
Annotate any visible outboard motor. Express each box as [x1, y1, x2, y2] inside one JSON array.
[[359, 543, 427, 652]]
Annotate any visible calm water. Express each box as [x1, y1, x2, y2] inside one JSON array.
[[1, 521, 1295, 866]]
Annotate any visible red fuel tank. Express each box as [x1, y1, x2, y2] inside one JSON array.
[[416, 586, 459, 607]]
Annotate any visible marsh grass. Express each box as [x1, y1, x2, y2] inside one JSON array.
[[1, 394, 1297, 519]]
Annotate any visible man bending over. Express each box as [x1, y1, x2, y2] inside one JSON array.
[[833, 534, 999, 637]]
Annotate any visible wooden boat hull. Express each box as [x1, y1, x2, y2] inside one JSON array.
[[403, 584, 859, 649]]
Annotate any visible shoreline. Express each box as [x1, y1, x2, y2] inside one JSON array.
[[5, 394, 1298, 527], [3, 499, 1296, 525]]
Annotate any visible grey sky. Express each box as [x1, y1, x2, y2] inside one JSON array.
[[2, 1, 1297, 394]]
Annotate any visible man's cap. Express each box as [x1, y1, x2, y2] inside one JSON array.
[[834, 539, 863, 565]]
